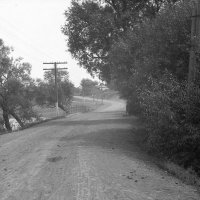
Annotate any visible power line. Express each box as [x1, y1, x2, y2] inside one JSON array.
[[0, 21, 51, 63], [0, 14, 57, 60]]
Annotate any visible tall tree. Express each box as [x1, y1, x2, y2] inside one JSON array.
[[0, 39, 35, 130], [62, 0, 114, 81], [80, 78, 98, 96], [62, 0, 178, 82]]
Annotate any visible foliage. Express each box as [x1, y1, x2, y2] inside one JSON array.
[[64, 0, 200, 174], [0, 39, 36, 130], [35, 70, 74, 112], [108, 0, 191, 111], [62, 0, 113, 81], [62, 0, 177, 81], [80, 78, 98, 96], [73, 86, 81, 96], [110, 1, 191, 85], [115, 1, 200, 173], [138, 71, 200, 174]]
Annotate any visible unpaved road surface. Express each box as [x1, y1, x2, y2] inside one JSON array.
[[0, 99, 199, 200]]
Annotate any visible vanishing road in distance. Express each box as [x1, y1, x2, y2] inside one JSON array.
[[0, 97, 199, 200]]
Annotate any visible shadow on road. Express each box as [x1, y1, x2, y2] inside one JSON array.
[[42, 118, 135, 127], [39, 111, 148, 162], [59, 125, 148, 162]]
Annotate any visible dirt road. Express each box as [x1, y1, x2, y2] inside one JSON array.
[[0, 99, 199, 200]]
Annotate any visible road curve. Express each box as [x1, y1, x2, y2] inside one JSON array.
[[0, 99, 199, 200]]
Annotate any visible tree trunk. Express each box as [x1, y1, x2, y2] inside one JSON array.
[[10, 110, 24, 128], [58, 103, 67, 112], [2, 108, 11, 131]]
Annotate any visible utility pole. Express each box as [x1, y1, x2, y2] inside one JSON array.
[[188, 0, 200, 83], [43, 61, 68, 116]]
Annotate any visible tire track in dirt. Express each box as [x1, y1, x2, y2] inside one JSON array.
[[0, 99, 199, 199]]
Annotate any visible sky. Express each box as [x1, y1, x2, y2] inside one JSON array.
[[0, 0, 98, 87]]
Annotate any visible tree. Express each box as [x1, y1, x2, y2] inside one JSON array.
[[73, 86, 81, 95], [62, 0, 178, 82], [0, 39, 36, 130], [80, 78, 98, 96], [62, 0, 113, 82], [110, 1, 191, 90], [35, 70, 74, 112]]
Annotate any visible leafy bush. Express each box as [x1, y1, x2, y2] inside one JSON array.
[[109, 1, 192, 120], [126, 96, 141, 115], [138, 71, 200, 174]]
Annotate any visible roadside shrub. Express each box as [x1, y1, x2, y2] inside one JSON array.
[[138, 71, 200, 174], [109, 1, 191, 117], [126, 95, 141, 115]]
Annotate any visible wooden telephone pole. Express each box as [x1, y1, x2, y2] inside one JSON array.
[[43, 62, 68, 116], [188, 0, 200, 83]]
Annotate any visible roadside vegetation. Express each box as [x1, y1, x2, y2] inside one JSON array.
[[0, 39, 74, 132], [62, 0, 200, 179], [34, 70, 73, 112]]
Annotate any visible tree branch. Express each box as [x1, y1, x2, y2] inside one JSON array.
[[88, 53, 107, 60], [105, 0, 118, 13]]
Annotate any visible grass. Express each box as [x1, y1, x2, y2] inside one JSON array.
[[156, 160, 200, 189], [20, 115, 65, 130], [133, 122, 200, 191], [33, 105, 66, 119]]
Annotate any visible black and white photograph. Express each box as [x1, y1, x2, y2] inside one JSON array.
[[0, 0, 199, 199]]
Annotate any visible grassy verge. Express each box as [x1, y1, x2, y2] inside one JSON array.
[[134, 121, 200, 191], [1, 99, 102, 134], [20, 115, 65, 130], [156, 160, 200, 189]]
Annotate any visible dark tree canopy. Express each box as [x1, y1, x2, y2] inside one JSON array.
[[62, 0, 179, 82], [62, 0, 114, 81]]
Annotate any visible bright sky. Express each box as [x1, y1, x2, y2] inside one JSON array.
[[0, 0, 98, 87]]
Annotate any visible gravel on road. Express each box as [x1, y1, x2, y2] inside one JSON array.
[[0, 99, 199, 200]]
